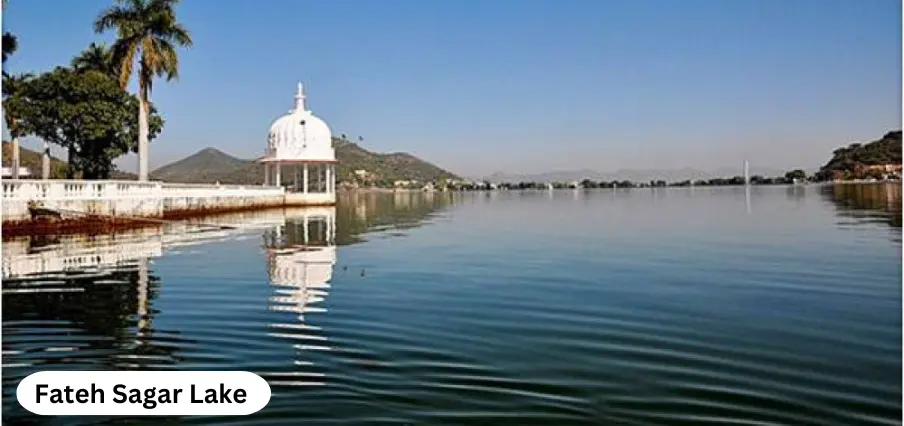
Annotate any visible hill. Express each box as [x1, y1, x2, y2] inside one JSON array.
[[817, 131, 902, 179], [149, 138, 459, 185], [2, 142, 137, 180], [332, 139, 458, 184], [150, 147, 252, 183], [2, 142, 68, 178]]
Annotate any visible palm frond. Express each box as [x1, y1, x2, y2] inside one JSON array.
[[94, 0, 191, 96], [110, 36, 140, 89], [2, 32, 18, 64]]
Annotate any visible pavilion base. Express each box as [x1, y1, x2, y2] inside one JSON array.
[[285, 192, 336, 206], [1, 180, 336, 228]]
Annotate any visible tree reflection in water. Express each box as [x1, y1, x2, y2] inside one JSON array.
[[821, 183, 902, 229]]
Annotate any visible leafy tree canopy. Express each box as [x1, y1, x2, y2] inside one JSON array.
[[2, 72, 33, 138], [10, 66, 164, 178], [785, 169, 807, 180]]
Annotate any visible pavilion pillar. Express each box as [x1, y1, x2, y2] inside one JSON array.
[[275, 163, 281, 187], [264, 163, 270, 186], [11, 135, 19, 179], [294, 166, 299, 192], [136, 257, 149, 342], [303, 214, 309, 245], [327, 211, 334, 244], [331, 210, 336, 244], [326, 164, 332, 194], [303, 163, 309, 194], [42, 141, 50, 180]]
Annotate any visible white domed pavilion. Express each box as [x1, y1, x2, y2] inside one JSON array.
[[260, 83, 338, 205]]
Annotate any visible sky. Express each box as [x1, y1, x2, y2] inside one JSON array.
[[2, 0, 901, 178]]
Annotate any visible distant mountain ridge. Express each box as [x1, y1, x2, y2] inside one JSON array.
[[482, 166, 798, 183], [150, 139, 459, 185], [150, 147, 253, 183]]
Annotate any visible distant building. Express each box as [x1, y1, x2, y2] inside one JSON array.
[[865, 164, 903, 173]]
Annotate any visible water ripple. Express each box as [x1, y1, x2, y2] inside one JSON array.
[[2, 188, 901, 425]]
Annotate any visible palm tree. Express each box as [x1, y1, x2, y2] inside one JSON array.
[[2, 32, 17, 68], [1, 0, 13, 67], [2, 0, 21, 177], [72, 42, 117, 79], [94, 0, 192, 181]]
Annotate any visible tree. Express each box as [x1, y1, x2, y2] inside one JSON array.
[[72, 42, 118, 79], [818, 131, 902, 180], [2, 0, 22, 177], [14, 67, 164, 179], [2, 72, 31, 178], [94, 0, 192, 181], [2, 32, 16, 69], [2, 0, 16, 70], [784, 169, 806, 181]]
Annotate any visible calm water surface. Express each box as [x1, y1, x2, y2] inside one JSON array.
[[3, 184, 901, 425]]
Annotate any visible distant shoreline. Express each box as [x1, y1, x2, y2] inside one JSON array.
[[339, 181, 901, 193]]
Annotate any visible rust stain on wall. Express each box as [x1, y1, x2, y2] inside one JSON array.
[[2, 201, 336, 239]]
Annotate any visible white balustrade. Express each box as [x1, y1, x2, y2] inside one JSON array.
[[2, 180, 164, 201], [1, 180, 285, 202], [0, 179, 327, 221]]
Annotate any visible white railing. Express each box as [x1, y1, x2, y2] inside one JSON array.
[[2, 180, 163, 201], [1, 180, 285, 201], [2, 235, 164, 279]]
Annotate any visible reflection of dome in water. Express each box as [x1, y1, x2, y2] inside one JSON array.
[[270, 248, 335, 286], [263, 208, 337, 386], [268, 246, 335, 314]]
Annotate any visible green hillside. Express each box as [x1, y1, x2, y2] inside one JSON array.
[[149, 138, 459, 185], [2, 142, 136, 179], [818, 131, 902, 179], [2, 142, 68, 178], [332, 139, 458, 184], [150, 147, 253, 183]]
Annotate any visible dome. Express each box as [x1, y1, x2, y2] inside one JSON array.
[[264, 83, 335, 162]]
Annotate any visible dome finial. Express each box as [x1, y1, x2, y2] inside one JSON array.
[[295, 82, 306, 111]]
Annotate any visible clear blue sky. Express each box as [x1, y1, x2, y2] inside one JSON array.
[[3, 0, 901, 177]]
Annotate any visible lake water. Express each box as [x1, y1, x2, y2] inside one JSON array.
[[3, 184, 901, 425]]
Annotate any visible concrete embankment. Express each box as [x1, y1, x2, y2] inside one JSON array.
[[2, 180, 335, 237]]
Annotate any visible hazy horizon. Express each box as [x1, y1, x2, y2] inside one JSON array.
[[3, 0, 901, 177]]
